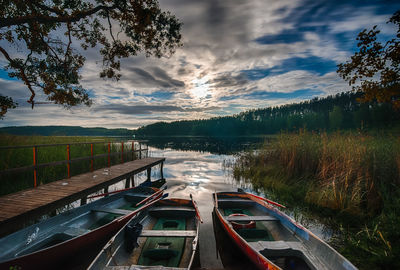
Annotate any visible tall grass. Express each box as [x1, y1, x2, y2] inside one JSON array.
[[233, 130, 400, 269], [0, 135, 141, 195]]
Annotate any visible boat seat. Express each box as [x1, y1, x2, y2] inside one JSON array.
[[250, 241, 327, 270], [140, 230, 197, 237], [218, 198, 255, 208], [92, 207, 132, 216], [148, 206, 195, 218], [226, 215, 278, 222], [149, 206, 195, 212]]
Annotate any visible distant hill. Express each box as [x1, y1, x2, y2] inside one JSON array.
[[0, 126, 135, 136]]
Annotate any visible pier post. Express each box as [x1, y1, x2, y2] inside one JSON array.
[[160, 162, 164, 180], [90, 143, 94, 172], [33, 146, 38, 187], [121, 142, 124, 163], [107, 142, 111, 167], [81, 196, 87, 205], [147, 167, 151, 181], [67, 144, 71, 178], [125, 177, 130, 188]]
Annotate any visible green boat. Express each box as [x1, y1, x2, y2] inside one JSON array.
[[88, 196, 201, 270]]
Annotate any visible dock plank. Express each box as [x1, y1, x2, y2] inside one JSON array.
[[0, 157, 165, 236]]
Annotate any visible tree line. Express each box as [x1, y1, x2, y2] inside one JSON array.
[[134, 91, 400, 137]]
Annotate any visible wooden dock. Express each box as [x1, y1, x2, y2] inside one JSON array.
[[0, 157, 165, 236]]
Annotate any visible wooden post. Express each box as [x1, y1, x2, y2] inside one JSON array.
[[132, 141, 135, 160], [90, 143, 94, 172], [160, 162, 164, 180], [33, 146, 38, 188], [125, 177, 130, 188], [121, 142, 124, 163], [147, 167, 151, 182], [81, 196, 87, 206], [67, 144, 71, 178], [139, 143, 142, 159], [107, 142, 111, 167]]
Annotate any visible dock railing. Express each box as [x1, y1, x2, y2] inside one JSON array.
[[0, 140, 149, 194]]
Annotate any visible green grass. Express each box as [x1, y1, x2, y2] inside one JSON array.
[[0, 135, 141, 195], [232, 130, 400, 269]]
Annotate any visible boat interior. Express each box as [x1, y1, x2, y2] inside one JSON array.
[[216, 193, 326, 270], [104, 201, 198, 269], [0, 188, 155, 261]]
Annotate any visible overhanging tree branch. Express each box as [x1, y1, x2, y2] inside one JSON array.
[[0, 5, 115, 28], [0, 0, 182, 117]]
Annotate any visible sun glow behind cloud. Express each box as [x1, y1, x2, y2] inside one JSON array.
[[189, 77, 210, 100]]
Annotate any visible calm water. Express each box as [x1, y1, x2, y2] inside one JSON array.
[[68, 136, 332, 269], [149, 146, 243, 269], [131, 137, 333, 269]]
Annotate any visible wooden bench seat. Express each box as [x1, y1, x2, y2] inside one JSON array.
[[140, 230, 197, 237], [92, 207, 132, 216], [226, 215, 278, 222]]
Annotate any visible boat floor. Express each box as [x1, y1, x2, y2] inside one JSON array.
[[249, 241, 327, 270], [109, 206, 197, 269]]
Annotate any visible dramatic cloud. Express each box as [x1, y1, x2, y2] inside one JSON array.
[[1, 0, 400, 128]]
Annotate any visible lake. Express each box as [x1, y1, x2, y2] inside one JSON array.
[[124, 136, 333, 269]]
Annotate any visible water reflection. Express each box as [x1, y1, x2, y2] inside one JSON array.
[[55, 139, 335, 269], [145, 136, 267, 154], [149, 147, 238, 269], [147, 145, 335, 269]]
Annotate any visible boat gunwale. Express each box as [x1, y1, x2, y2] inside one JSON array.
[[0, 185, 163, 266]]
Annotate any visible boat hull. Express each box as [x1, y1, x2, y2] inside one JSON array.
[[0, 180, 165, 270], [213, 191, 358, 270], [214, 207, 278, 270]]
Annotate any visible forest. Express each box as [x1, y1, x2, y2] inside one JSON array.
[[134, 91, 400, 137], [0, 126, 134, 137]]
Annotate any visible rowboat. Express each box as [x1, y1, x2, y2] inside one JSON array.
[[0, 179, 166, 270], [88, 194, 202, 270], [213, 190, 358, 270]]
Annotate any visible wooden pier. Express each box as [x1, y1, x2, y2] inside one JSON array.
[[0, 157, 165, 236]]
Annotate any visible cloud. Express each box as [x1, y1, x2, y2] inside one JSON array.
[[92, 103, 221, 115], [127, 67, 185, 89], [1, 0, 400, 128]]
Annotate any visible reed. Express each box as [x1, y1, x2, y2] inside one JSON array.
[[232, 130, 400, 269]]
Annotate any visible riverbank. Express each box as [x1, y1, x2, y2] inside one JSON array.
[[232, 130, 400, 269]]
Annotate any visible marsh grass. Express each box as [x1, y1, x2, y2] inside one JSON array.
[[233, 130, 400, 269], [0, 135, 140, 195]]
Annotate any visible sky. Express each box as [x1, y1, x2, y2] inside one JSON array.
[[1, 0, 400, 129]]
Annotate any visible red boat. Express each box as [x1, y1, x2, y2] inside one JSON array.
[[0, 181, 165, 270], [213, 190, 358, 270]]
